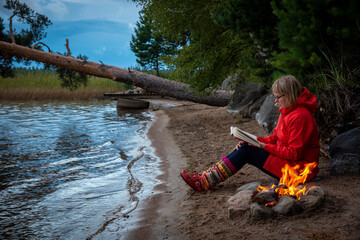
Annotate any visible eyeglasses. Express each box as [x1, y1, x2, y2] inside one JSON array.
[[274, 94, 285, 100]]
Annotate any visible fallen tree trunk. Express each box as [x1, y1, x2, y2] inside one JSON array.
[[0, 41, 232, 106]]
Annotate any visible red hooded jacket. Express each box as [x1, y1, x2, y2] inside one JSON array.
[[257, 87, 320, 181]]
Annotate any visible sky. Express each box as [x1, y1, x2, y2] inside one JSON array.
[[0, 0, 141, 68]]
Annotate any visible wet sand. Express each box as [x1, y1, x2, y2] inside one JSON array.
[[124, 108, 189, 239]]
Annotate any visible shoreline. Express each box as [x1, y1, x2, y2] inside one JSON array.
[[124, 108, 188, 239], [124, 102, 360, 240]]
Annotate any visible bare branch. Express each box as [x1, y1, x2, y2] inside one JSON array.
[[65, 39, 71, 56], [32, 42, 52, 52], [9, 14, 16, 44]]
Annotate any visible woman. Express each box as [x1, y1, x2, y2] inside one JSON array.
[[181, 75, 320, 191]]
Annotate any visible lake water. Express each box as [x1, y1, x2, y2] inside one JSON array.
[[0, 100, 161, 239]]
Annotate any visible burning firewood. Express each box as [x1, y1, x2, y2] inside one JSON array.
[[253, 162, 318, 207], [251, 185, 290, 206]]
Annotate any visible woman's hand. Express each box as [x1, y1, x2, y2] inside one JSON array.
[[233, 141, 245, 151], [259, 142, 266, 149]]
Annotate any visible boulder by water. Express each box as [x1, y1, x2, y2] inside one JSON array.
[[255, 94, 279, 133], [227, 82, 266, 118], [220, 74, 238, 91], [329, 127, 360, 175]]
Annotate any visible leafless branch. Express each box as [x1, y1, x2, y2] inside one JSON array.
[[9, 14, 16, 43], [65, 39, 71, 56], [32, 42, 52, 52]]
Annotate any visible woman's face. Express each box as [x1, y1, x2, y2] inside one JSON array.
[[273, 92, 287, 109]]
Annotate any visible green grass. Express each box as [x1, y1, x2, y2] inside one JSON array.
[[0, 68, 127, 100]]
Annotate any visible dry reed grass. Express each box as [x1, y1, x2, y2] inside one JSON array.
[[0, 69, 127, 101], [0, 89, 113, 101]]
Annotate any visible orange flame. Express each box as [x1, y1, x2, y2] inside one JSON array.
[[257, 162, 318, 200]]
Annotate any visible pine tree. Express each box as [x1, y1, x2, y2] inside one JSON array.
[[133, 0, 246, 91], [130, 14, 177, 76], [271, 0, 360, 82], [0, 0, 52, 77]]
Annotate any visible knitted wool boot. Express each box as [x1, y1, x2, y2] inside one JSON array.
[[181, 157, 237, 191], [200, 157, 237, 190]]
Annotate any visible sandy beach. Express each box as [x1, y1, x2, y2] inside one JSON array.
[[128, 102, 360, 240]]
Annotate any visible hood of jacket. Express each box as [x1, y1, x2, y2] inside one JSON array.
[[280, 87, 317, 115]]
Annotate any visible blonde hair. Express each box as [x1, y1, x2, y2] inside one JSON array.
[[272, 75, 302, 107]]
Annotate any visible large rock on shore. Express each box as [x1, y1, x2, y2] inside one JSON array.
[[227, 82, 266, 118], [228, 190, 253, 220], [255, 94, 279, 133], [329, 127, 360, 175], [224, 77, 279, 133], [221, 74, 238, 91]]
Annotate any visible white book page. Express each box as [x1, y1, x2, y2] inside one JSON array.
[[230, 126, 259, 147]]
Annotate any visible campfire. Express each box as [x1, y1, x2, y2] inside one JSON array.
[[228, 162, 327, 220], [253, 162, 318, 207]]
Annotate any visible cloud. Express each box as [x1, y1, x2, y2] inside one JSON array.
[[73, 0, 140, 24], [2, 0, 68, 22], [1, 0, 139, 68], [41, 19, 137, 67], [93, 46, 106, 56], [61, 0, 88, 2], [16, 0, 43, 12], [4, 0, 140, 25], [42, 1, 68, 20]]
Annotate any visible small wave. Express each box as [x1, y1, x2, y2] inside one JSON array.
[[86, 148, 146, 240], [98, 141, 113, 148], [91, 157, 122, 168], [58, 165, 84, 174], [81, 153, 113, 160], [39, 149, 55, 154], [48, 157, 82, 167]]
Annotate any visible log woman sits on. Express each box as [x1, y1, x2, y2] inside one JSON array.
[[181, 75, 320, 191]]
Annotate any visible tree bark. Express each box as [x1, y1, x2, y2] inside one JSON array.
[[0, 41, 232, 106]]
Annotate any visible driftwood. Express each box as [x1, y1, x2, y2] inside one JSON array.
[[0, 41, 232, 106]]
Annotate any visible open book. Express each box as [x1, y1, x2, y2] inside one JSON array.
[[230, 126, 260, 147]]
